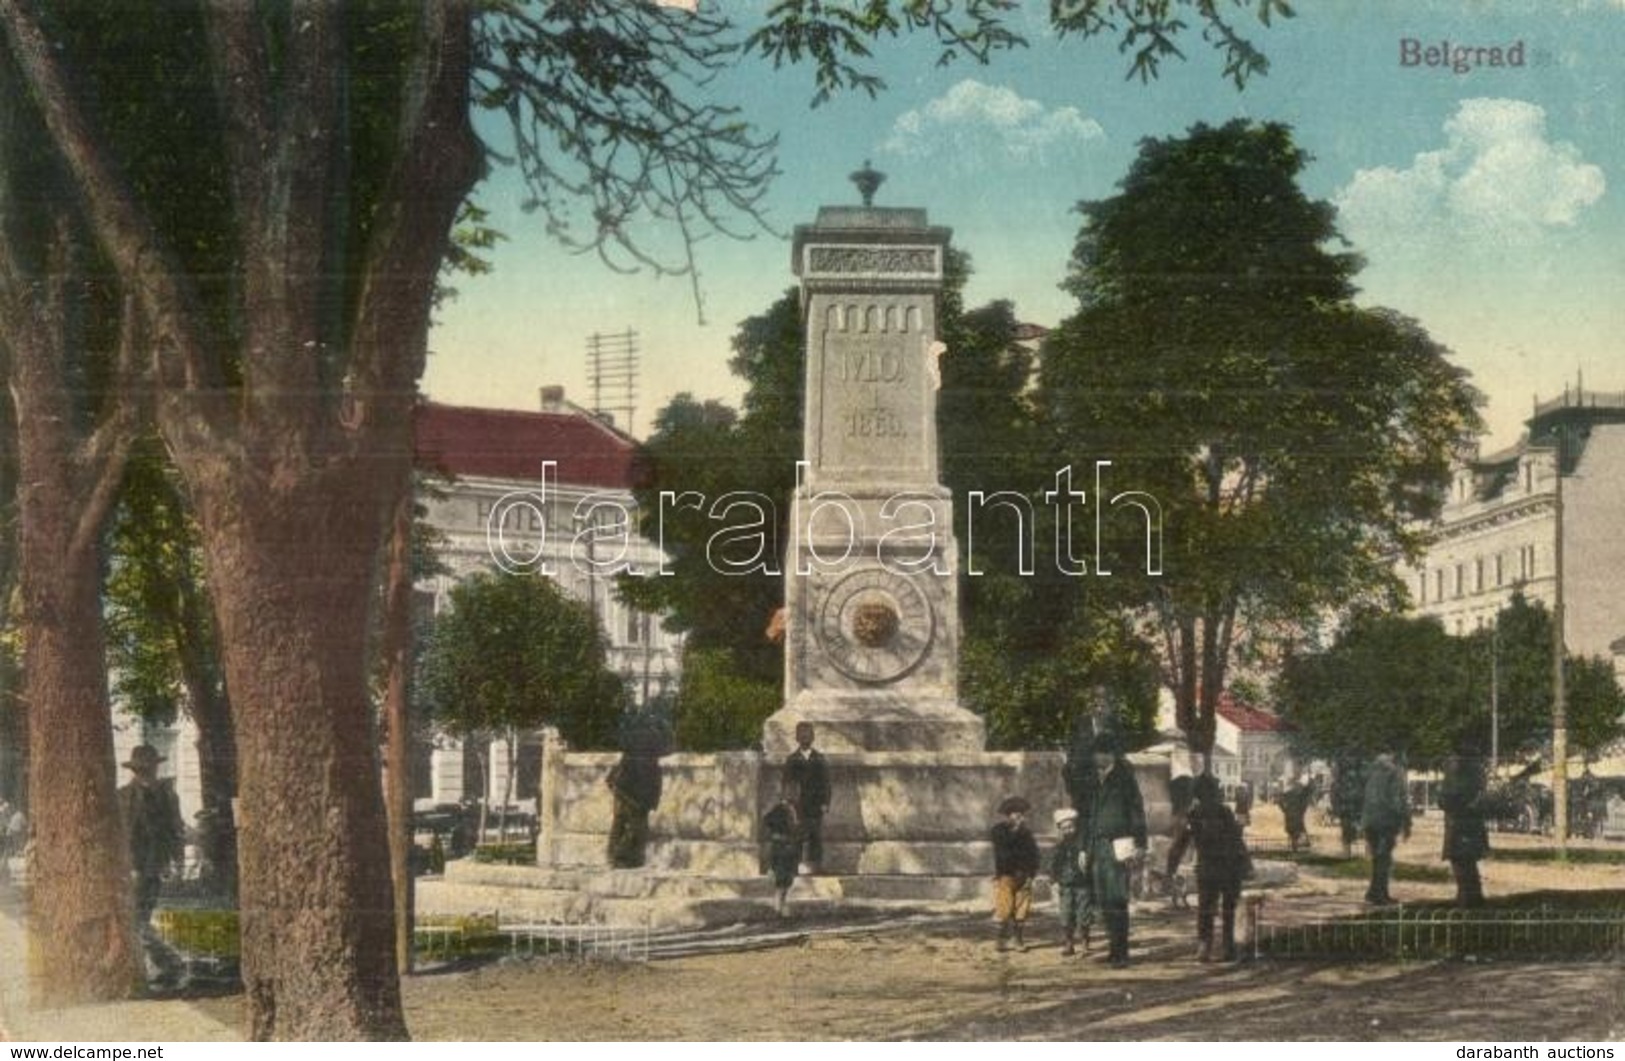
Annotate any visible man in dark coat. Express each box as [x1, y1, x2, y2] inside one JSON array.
[[1361, 751, 1411, 905], [1085, 734, 1147, 967], [784, 721, 831, 873], [1439, 750, 1489, 908], [1167, 773, 1252, 962], [119, 744, 187, 984]]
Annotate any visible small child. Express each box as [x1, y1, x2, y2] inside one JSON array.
[[991, 796, 1039, 952], [1166, 773, 1253, 962], [1049, 807, 1092, 956], [762, 797, 801, 917]]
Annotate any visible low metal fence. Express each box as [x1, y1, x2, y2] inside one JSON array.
[[1253, 904, 1625, 961], [415, 914, 651, 964]]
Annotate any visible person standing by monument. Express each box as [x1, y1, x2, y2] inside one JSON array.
[[1361, 751, 1411, 905], [119, 744, 187, 984], [762, 796, 802, 917], [990, 796, 1039, 952], [784, 721, 831, 874], [1438, 745, 1490, 908], [607, 711, 669, 869], [1085, 733, 1147, 968]]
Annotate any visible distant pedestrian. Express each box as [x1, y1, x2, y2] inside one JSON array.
[[1332, 758, 1366, 858], [1361, 752, 1411, 905], [1233, 782, 1253, 827], [991, 796, 1039, 952], [1167, 774, 1253, 962], [1048, 807, 1091, 955], [1278, 773, 1313, 852], [1439, 749, 1489, 909], [762, 797, 801, 917], [1085, 734, 1147, 968], [784, 721, 831, 874]]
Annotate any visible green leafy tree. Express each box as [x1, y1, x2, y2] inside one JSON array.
[[1278, 595, 1625, 769], [1276, 612, 1471, 764], [418, 569, 627, 793], [1039, 120, 1483, 756]]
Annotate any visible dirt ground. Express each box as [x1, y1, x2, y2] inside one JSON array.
[[7, 807, 1625, 1042]]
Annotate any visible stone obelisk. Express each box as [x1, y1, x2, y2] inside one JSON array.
[[763, 164, 985, 757]]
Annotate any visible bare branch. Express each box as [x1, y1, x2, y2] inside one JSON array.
[[474, 1, 778, 316]]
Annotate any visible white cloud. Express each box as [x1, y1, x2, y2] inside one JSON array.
[[1335, 98, 1605, 250], [878, 79, 1104, 165]]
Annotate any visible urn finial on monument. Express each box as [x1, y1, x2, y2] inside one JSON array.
[[849, 159, 885, 206], [767, 179, 984, 758]]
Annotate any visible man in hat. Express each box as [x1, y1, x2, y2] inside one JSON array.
[[990, 795, 1039, 952], [119, 744, 188, 984], [1048, 806, 1091, 955], [1086, 733, 1147, 967]]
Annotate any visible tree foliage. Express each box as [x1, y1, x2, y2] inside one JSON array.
[[418, 570, 626, 752], [1278, 594, 1625, 768], [1039, 120, 1483, 753]]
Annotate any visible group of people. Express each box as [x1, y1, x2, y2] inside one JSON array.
[[990, 731, 1156, 968]]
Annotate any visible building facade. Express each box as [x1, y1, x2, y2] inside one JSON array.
[[1398, 387, 1625, 680]]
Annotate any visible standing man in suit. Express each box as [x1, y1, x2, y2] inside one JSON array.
[[1086, 732, 1147, 968], [785, 721, 831, 874]]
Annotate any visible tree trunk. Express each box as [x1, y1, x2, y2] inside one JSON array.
[[20, 560, 140, 1004], [6, 249, 142, 1004], [199, 487, 406, 1040], [382, 484, 415, 974]]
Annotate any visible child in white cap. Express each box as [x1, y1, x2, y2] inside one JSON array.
[[1049, 806, 1092, 955]]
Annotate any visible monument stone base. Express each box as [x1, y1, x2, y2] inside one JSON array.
[[761, 693, 987, 757], [527, 734, 1172, 913]]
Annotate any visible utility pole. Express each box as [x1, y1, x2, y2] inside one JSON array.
[[1547, 441, 1568, 857]]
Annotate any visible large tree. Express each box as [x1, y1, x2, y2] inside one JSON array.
[[0, 0, 1284, 1036], [1039, 120, 1483, 757]]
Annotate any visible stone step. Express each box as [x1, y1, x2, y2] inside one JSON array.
[[418, 863, 1005, 930]]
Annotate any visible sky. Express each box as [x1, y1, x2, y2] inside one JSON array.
[[424, 0, 1625, 451]]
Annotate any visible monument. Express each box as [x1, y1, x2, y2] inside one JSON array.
[[764, 161, 985, 757]]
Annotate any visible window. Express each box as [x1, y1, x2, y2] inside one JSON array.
[[625, 608, 645, 645], [1418, 571, 1428, 604], [1474, 558, 1484, 593], [1436, 570, 1446, 600], [1495, 554, 1504, 587], [1454, 563, 1465, 598]]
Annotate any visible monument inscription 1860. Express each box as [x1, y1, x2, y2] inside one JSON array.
[[764, 169, 986, 757]]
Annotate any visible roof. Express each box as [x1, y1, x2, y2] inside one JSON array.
[[414, 401, 645, 490], [1215, 691, 1292, 734]]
